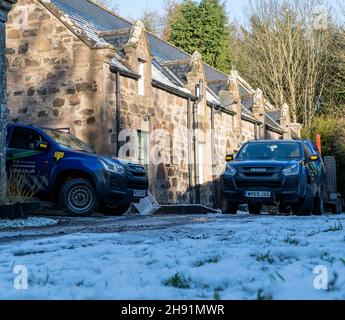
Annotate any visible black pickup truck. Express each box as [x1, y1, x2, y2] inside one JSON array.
[[221, 140, 327, 216], [6, 123, 149, 216]]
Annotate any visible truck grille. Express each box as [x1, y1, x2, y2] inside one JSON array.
[[236, 181, 282, 189], [126, 164, 147, 177], [128, 181, 148, 190], [238, 166, 280, 175]]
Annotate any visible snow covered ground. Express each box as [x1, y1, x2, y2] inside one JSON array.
[[0, 213, 345, 300], [0, 217, 58, 230]]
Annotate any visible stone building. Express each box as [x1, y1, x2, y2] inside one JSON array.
[[5, 0, 301, 207]]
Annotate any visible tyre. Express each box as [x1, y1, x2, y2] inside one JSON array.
[[292, 185, 314, 216], [222, 199, 238, 214], [279, 204, 291, 214], [248, 203, 262, 215], [313, 187, 326, 216], [331, 198, 342, 215], [59, 178, 97, 216]]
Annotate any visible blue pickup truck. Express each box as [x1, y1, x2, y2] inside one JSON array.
[[6, 123, 149, 216], [221, 139, 328, 216]]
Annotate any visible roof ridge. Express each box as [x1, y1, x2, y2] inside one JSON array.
[[80, 0, 233, 83], [99, 28, 131, 37], [86, 0, 133, 26]]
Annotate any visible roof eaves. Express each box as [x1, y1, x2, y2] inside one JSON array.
[[265, 123, 285, 134], [152, 79, 196, 100], [40, 0, 113, 49]]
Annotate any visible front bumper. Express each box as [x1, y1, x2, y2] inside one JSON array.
[[99, 170, 149, 204], [221, 173, 303, 204]]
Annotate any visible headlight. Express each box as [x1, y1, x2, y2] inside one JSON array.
[[100, 159, 125, 174], [283, 163, 300, 176], [225, 163, 237, 176]]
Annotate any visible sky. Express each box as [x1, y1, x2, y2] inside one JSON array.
[[118, 0, 342, 23], [118, 0, 246, 22]]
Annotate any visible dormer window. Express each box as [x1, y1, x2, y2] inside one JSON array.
[[138, 60, 145, 96]]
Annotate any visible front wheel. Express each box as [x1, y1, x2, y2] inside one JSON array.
[[292, 185, 314, 216], [222, 199, 238, 214], [59, 178, 97, 217], [313, 189, 326, 216]]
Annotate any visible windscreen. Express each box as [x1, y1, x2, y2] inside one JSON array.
[[236, 142, 302, 161], [44, 129, 94, 153]]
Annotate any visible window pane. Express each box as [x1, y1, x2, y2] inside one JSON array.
[[10, 128, 45, 150], [138, 131, 148, 166], [138, 62, 145, 96]]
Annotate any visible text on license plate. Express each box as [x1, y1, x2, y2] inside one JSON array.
[[133, 190, 147, 198], [245, 191, 271, 198]]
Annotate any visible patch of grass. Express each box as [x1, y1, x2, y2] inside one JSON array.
[[323, 221, 343, 233], [269, 272, 285, 283], [320, 251, 335, 263], [255, 251, 274, 264], [328, 272, 339, 292], [146, 259, 158, 266], [76, 280, 85, 287], [213, 289, 221, 300], [163, 273, 190, 289], [284, 236, 300, 246], [193, 255, 220, 267], [256, 288, 273, 300]]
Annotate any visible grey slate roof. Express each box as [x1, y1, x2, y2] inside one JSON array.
[[52, 0, 131, 31], [265, 114, 284, 132], [267, 111, 281, 123], [50, 0, 283, 131]]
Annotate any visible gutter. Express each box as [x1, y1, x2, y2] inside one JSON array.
[[152, 80, 196, 100], [265, 123, 285, 135], [110, 65, 140, 80], [242, 114, 262, 124], [206, 102, 236, 116]]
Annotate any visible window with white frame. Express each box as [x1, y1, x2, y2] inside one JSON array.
[[138, 60, 145, 96], [138, 130, 149, 169]]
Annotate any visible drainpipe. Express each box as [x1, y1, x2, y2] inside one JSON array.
[[211, 105, 217, 208], [115, 70, 121, 156], [187, 98, 194, 204], [254, 122, 258, 140], [193, 100, 201, 204]]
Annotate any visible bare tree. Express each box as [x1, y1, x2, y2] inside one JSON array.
[[160, 0, 181, 40], [233, 0, 335, 126], [140, 7, 162, 36]]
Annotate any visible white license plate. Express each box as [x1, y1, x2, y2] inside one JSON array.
[[133, 190, 147, 198], [245, 191, 271, 198]]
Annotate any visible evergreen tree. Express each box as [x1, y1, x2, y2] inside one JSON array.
[[168, 1, 201, 56], [168, 0, 231, 72], [198, 0, 231, 71]]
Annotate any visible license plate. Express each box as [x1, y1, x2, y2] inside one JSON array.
[[245, 191, 271, 198], [133, 190, 147, 198]]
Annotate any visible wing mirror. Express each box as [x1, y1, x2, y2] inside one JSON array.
[[225, 154, 234, 162], [35, 141, 49, 151], [309, 155, 319, 162]]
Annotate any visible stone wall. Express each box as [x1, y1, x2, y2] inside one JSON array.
[[117, 74, 191, 204], [265, 129, 282, 140], [6, 0, 117, 154], [5, 0, 287, 208]]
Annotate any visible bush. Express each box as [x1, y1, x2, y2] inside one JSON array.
[[302, 116, 345, 197]]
